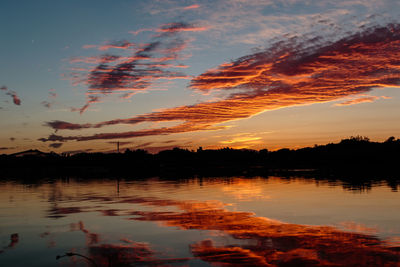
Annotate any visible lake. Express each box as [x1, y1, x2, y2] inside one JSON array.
[[1, 176, 400, 266]]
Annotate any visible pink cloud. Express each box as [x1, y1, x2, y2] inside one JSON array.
[[69, 54, 122, 64], [67, 22, 195, 113], [82, 44, 97, 49], [83, 41, 135, 51], [1, 86, 21, 106], [183, 4, 200, 10], [129, 28, 154, 36], [157, 22, 208, 33], [6, 91, 21, 105]]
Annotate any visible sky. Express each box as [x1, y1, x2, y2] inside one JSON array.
[[1, 0, 400, 154]]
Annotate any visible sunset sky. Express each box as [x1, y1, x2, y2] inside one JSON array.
[[1, 0, 400, 154]]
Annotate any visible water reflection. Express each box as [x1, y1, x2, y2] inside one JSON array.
[[122, 196, 400, 266], [66, 221, 191, 266], [88, 243, 190, 266], [1, 177, 400, 266], [43, 193, 400, 266]]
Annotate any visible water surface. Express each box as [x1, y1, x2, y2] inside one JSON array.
[[1, 176, 400, 266]]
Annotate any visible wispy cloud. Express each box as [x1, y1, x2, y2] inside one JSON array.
[[182, 4, 200, 10], [41, 89, 58, 109], [70, 95, 101, 114], [45, 121, 92, 132], [39, 123, 220, 142], [49, 143, 63, 148], [148, 2, 202, 15], [220, 136, 262, 145], [0, 146, 17, 151], [107, 141, 133, 146], [41, 101, 51, 109], [7, 91, 21, 105], [61, 148, 94, 155], [210, 1, 399, 44], [67, 22, 206, 113], [69, 54, 124, 64], [83, 40, 136, 51], [126, 139, 190, 153], [41, 23, 400, 142], [334, 95, 391, 106], [1, 85, 21, 106], [157, 22, 208, 33]]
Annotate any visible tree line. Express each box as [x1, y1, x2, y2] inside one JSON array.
[[1, 136, 399, 178]]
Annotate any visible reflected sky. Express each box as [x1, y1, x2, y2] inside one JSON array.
[[0, 177, 400, 266]]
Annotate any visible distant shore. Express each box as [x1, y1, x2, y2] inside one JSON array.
[[1, 136, 399, 182]]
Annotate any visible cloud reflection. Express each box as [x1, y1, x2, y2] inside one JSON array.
[[66, 221, 190, 266], [41, 189, 400, 266], [122, 196, 400, 266], [73, 193, 400, 265]]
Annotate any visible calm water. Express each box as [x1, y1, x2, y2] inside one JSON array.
[[1, 176, 400, 266]]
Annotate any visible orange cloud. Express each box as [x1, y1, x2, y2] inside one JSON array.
[[42, 23, 400, 142], [220, 136, 262, 144], [183, 4, 200, 10], [335, 95, 390, 106]]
